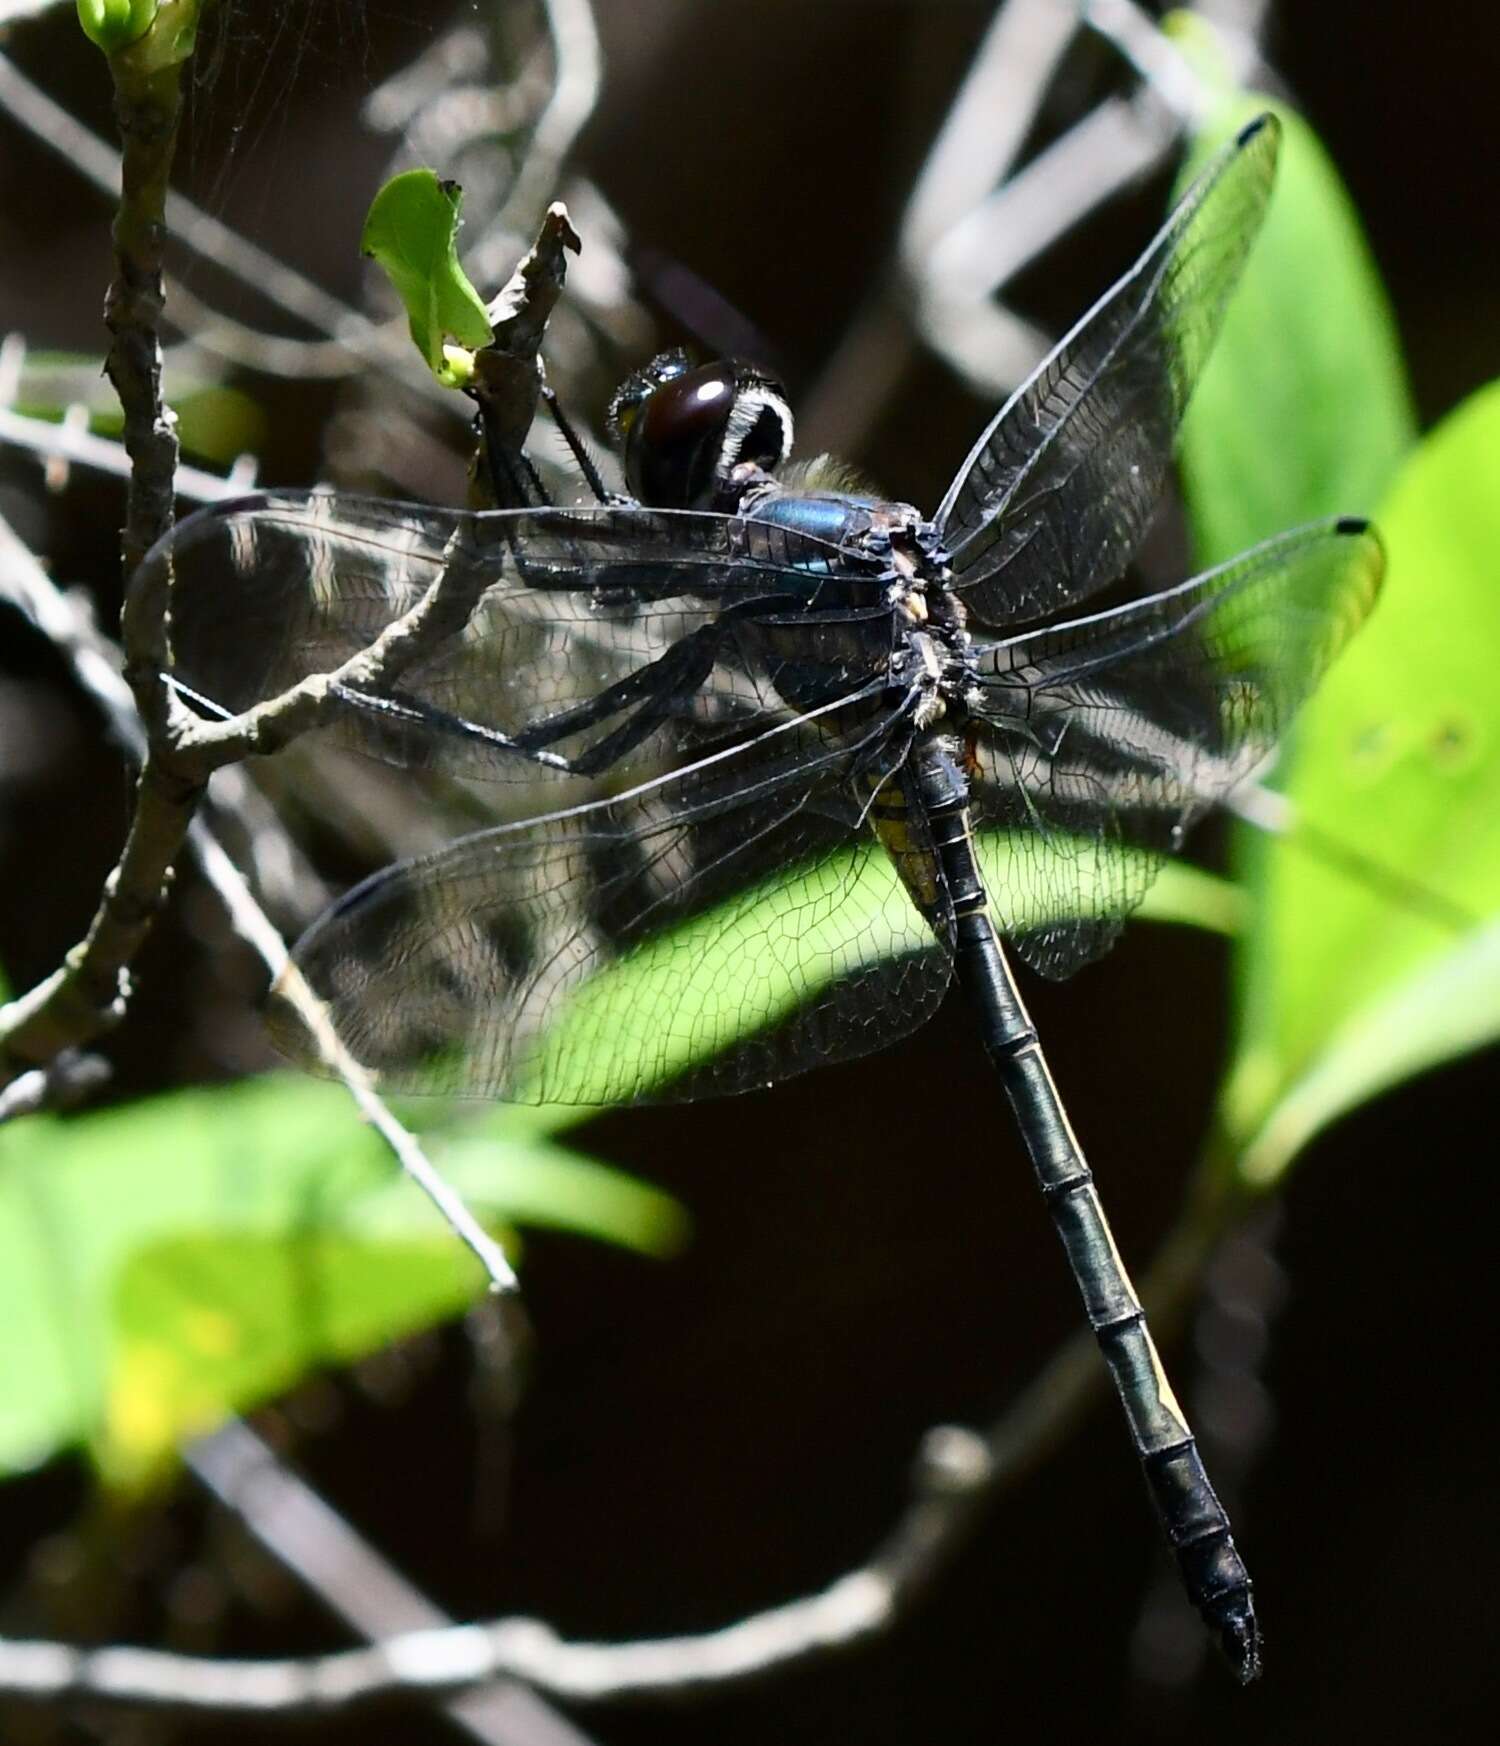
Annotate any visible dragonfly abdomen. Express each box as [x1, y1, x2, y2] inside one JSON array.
[[909, 738, 1261, 1680]]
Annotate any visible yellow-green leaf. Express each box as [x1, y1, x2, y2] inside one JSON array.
[[1223, 381, 1500, 1184], [361, 170, 493, 381]]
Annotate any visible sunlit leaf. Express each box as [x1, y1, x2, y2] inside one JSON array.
[[361, 170, 493, 383], [0, 1076, 680, 1481], [1179, 100, 1415, 564], [105, 1231, 471, 1484], [1221, 381, 1500, 1184], [516, 835, 1242, 1106]]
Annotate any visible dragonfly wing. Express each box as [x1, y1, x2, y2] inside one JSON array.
[[270, 744, 950, 1103], [148, 490, 892, 790], [933, 115, 1280, 626], [967, 517, 1383, 977]]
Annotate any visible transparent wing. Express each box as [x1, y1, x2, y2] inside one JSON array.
[[968, 517, 1383, 977], [933, 114, 1280, 626], [269, 737, 950, 1103], [146, 490, 894, 790]]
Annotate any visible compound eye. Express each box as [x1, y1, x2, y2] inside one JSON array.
[[620, 360, 738, 509]]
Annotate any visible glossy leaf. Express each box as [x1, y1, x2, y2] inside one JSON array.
[[515, 834, 1243, 1106], [1179, 100, 1415, 564], [0, 1076, 681, 1481], [361, 170, 493, 383], [1221, 381, 1500, 1184]]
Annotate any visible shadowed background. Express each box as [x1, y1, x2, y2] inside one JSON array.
[[0, 3, 1495, 1742]]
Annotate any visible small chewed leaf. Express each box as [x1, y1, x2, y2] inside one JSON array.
[[1223, 380, 1500, 1184], [361, 170, 493, 379]]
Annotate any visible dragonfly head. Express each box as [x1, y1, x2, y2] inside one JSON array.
[[606, 349, 793, 510]]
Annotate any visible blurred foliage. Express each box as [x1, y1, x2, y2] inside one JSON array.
[[1177, 96, 1498, 1186], [0, 1068, 684, 1483], [1221, 380, 1500, 1183], [1179, 102, 1415, 558], [18, 351, 268, 464]]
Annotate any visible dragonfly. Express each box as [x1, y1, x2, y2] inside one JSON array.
[[141, 113, 1383, 1681]]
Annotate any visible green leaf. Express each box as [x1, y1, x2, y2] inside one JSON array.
[[361, 171, 493, 382], [1221, 380, 1500, 1184], [0, 1076, 681, 1482], [514, 834, 1242, 1106], [1179, 100, 1416, 565], [77, 0, 198, 68], [17, 352, 267, 465], [76, 0, 158, 53], [105, 1232, 469, 1485]]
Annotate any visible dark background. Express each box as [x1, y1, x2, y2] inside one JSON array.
[[0, 3, 1495, 1743]]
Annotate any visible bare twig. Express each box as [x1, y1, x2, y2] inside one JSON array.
[[196, 836, 523, 1300], [102, 22, 188, 573], [0, 508, 519, 1297], [801, 0, 1274, 451], [188, 1422, 599, 1746], [0, 195, 576, 1083], [0, 396, 255, 502], [799, 0, 1076, 454], [0, 20, 200, 1071], [470, 202, 581, 492], [0, 1167, 1246, 1711], [0, 0, 65, 28], [0, 49, 433, 396], [0, 1050, 111, 1124], [469, 0, 602, 284], [159, 277, 397, 381]]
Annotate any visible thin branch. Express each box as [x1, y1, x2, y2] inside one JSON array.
[[469, 0, 602, 284], [0, 1169, 1248, 1711], [1082, 0, 1213, 123], [187, 1422, 599, 1746], [0, 49, 431, 396], [0, 0, 65, 25], [193, 832, 522, 1300], [801, 0, 1274, 449], [0, 509, 519, 1297], [0, 1050, 112, 1124], [0, 396, 256, 502], [159, 276, 394, 381], [102, 27, 187, 573], [0, 198, 573, 1079]]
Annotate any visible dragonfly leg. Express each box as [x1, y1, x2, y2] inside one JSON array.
[[540, 382, 619, 506], [330, 615, 744, 780], [328, 682, 577, 773], [511, 599, 787, 765]]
